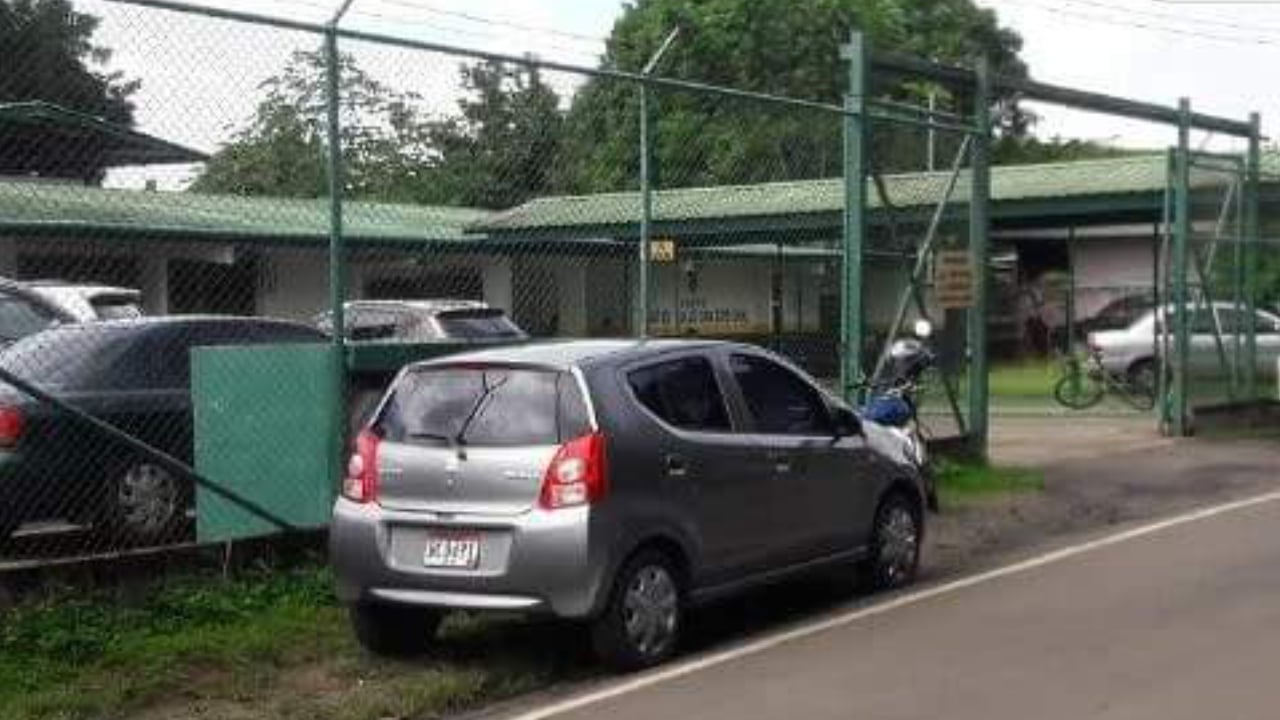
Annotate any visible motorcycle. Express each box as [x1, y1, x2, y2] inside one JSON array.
[[860, 319, 938, 508]]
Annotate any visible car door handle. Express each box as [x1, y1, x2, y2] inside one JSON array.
[[664, 454, 688, 478]]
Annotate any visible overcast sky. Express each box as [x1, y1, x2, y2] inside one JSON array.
[[85, 0, 1280, 187]]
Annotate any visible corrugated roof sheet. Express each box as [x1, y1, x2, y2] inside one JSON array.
[[0, 180, 489, 245], [476, 153, 1280, 234]]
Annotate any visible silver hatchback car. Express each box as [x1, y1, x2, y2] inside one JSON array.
[[331, 340, 928, 669]]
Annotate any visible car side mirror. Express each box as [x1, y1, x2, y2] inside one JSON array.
[[832, 406, 862, 438]]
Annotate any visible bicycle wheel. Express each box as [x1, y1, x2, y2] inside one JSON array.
[[1122, 360, 1158, 411], [1053, 372, 1105, 410]]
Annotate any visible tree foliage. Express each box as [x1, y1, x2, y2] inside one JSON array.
[[193, 52, 563, 210], [0, 0, 139, 182], [558, 0, 1029, 192], [192, 49, 433, 199]]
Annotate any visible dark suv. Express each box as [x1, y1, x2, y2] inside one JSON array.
[[331, 340, 927, 670], [0, 316, 325, 542]]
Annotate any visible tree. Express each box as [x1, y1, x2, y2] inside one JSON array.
[[557, 0, 1029, 192], [192, 49, 436, 200], [426, 60, 565, 209], [992, 135, 1139, 165], [195, 52, 565, 210], [0, 0, 139, 182]]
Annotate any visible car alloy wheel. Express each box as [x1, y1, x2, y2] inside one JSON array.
[[622, 564, 680, 660], [117, 462, 179, 539], [870, 495, 921, 590]]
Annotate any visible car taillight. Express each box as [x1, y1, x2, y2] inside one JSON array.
[[342, 430, 380, 504], [0, 406, 24, 448], [540, 432, 607, 510]]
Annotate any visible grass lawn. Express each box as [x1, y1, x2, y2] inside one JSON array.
[[0, 563, 572, 720], [933, 459, 1045, 508]]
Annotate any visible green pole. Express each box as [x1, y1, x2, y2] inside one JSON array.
[[324, 15, 350, 484], [1245, 112, 1261, 401], [638, 86, 652, 337], [967, 56, 992, 456], [1172, 98, 1192, 435], [1067, 228, 1080, 399], [839, 31, 868, 403]]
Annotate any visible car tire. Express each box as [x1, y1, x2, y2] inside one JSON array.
[[591, 549, 683, 671], [860, 491, 923, 592], [349, 602, 443, 657], [103, 460, 189, 545]]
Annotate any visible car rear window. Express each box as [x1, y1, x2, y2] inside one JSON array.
[[0, 328, 135, 389], [435, 309, 524, 340], [91, 298, 143, 320], [376, 366, 590, 447]]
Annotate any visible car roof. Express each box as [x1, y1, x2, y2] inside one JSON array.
[[340, 299, 492, 314], [26, 280, 140, 296], [409, 338, 754, 371], [27, 314, 321, 338]]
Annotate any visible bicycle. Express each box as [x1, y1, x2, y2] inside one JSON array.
[[1053, 349, 1157, 411]]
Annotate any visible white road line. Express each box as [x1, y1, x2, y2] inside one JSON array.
[[505, 489, 1280, 720]]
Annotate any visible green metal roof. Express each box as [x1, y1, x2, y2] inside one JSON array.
[[0, 179, 490, 247], [0, 101, 208, 167], [475, 153, 1280, 237]]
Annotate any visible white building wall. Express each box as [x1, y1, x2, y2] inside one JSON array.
[[257, 248, 330, 320], [1072, 238, 1156, 318]]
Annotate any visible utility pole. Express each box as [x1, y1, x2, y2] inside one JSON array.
[[636, 26, 681, 338]]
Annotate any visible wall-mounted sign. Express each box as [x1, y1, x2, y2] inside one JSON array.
[[935, 249, 974, 309], [650, 238, 678, 263]]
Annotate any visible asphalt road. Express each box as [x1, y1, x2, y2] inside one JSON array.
[[520, 494, 1280, 720]]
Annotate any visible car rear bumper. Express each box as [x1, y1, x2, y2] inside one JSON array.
[[329, 499, 608, 619]]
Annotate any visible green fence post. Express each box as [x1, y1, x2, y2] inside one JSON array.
[[1172, 98, 1192, 435], [325, 3, 354, 482], [839, 31, 867, 403], [967, 56, 992, 457], [637, 85, 653, 337], [1245, 112, 1261, 401]]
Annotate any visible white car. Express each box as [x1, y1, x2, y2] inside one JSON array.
[[25, 281, 143, 322], [1090, 301, 1280, 383]]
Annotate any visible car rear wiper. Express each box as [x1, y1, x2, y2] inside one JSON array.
[[453, 372, 509, 447], [406, 431, 456, 444]]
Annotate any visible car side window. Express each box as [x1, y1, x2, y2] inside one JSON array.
[[729, 353, 832, 436], [627, 356, 732, 432]]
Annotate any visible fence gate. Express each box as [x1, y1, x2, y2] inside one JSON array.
[[1160, 140, 1268, 435]]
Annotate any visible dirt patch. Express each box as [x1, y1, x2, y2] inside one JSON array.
[[926, 436, 1280, 580]]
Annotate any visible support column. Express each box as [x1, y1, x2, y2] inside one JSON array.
[[839, 31, 868, 403], [967, 56, 992, 456], [1245, 112, 1261, 401], [1171, 98, 1192, 436]]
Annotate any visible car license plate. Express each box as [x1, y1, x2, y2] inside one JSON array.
[[423, 534, 481, 569]]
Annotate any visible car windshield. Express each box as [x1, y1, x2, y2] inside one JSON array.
[[1091, 296, 1154, 330], [435, 308, 524, 340], [91, 297, 143, 320]]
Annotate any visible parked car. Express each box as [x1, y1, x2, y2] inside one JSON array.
[[0, 278, 145, 348], [331, 340, 928, 669], [0, 278, 75, 346], [0, 316, 326, 543], [1090, 301, 1280, 385], [320, 300, 528, 442], [315, 300, 526, 344], [25, 280, 144, 322]]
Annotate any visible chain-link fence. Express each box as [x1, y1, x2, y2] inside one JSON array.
[[0, 0, 888, 566], [1, 0, 1267, 569]]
